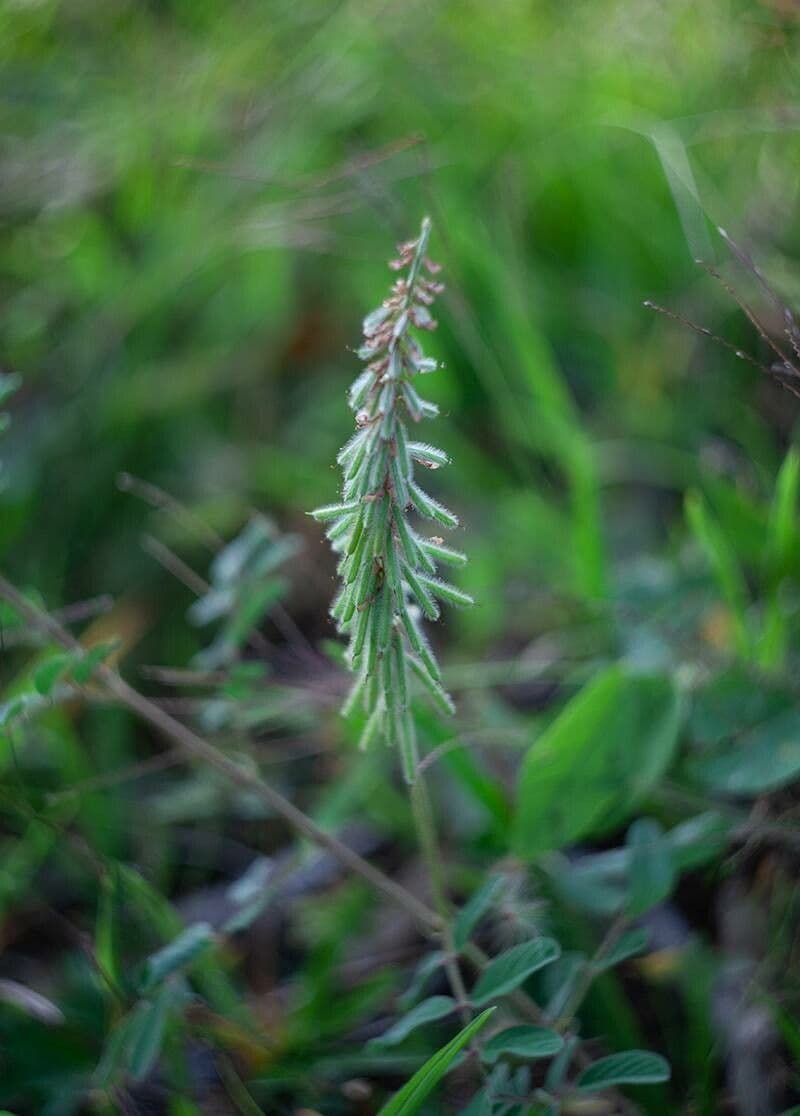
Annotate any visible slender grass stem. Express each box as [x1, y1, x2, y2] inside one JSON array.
[[409, 772, 471, 1023]]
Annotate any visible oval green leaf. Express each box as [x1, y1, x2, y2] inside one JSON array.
[[128, 983, 175, 1081], [689, 709, 800, 795], [627, 818, 675, 916], [139, 922, 214, 993], [513, 668, 683, 858], [454, 875, 507, 951], [34, 653, 73, 696], [372, 996, 457, 1047], [481, 1025, 564, 1064], [72, 639, 119, 684], [577, 1050, 671, 1092], [595, 928, 649, 971], [397, 951, 445, 1012], [471, 938, 561, 1005]]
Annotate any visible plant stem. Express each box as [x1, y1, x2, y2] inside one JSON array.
[[408, 775, 448, 925], [409, 771, 471, 1023], [553, 913, 628, 1032], [462, 941, 641, 1116], [0, 572, 440, 935]]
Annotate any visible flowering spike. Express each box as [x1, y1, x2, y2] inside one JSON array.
[[310, 219, 471, 778]]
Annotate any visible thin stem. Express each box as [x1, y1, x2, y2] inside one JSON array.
[[127, 474, 317, 661], [553, 913, 628, 1032], [0, 572, 440, 935], [409, 773, 471, 1023], [46, 746, 185, 802], [140, 533, 273, 658], [408, 769, 489, 1087]]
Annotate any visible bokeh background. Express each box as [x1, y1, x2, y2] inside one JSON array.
[[2, 1, 800, 1114], [4, 0, 799, 630]]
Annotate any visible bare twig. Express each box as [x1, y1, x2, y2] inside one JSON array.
[[46, 747, 185, 801], [644, 300, 774, 376], [140, 532, 273, 658], [141, 533, 210, 597], [0, 572, 439, 934], [0, 594, 113, 648], [122, 474, 317, 661], [117, 472, 222, 550]]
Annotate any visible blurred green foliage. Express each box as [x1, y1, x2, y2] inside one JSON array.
[[1, 1, 800, 1113], [2, 0, 799, 622]]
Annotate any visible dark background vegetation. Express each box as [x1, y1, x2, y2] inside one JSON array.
[[1, 1, 799, 1114]]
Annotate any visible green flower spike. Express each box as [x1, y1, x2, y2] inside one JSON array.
[[311, 218, 472, 781]]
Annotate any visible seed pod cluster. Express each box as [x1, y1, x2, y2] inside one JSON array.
[[310, 218, 472, 780]]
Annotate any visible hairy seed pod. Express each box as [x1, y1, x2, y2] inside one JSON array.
[[310, 219, 472, 779]]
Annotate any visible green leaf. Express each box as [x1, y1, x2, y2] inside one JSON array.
[[376, 1007, 495, 1116], [760, 452, 799, 667], [224, 578, 285, 648], [689, 708, 800, 795], [95, 1009, 149, 1087], [139, 922, 215, 993], [454, 875, 507, 951], [397, 951, 445, 1012], [72, 639, 119, 684], [595, 928, 649, 971], [409, 482, 459, 528], [34, 653, 74, 696], [553, 865, 628, 916], [0, 692, 45, 727], [0, 372, 21, 405], [95, 875, 117, 984], [668, 810, 731, 869], [766, 448, 800, 573], [627, 819, 675, 915], [309, 500, 361, 522], [471, 939, 561, 1005], [552, 812, 730, 916], [481, 1025, 564, 1064], [688, 668, 787, 746], [407, 441, 450, 468], [417, 574, 474, 608], [577, 1050, 671, 1091], [686, 490, 750, 658], [443, 744, 509, 827], [513, 668, 683, 858], [460, 1090, 492, 1116], [420, 539, 467, 567], [128, 982, 176, 1081], [372, 996, 457, 1046]]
